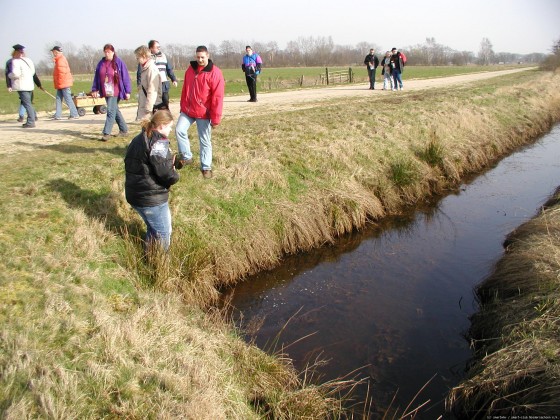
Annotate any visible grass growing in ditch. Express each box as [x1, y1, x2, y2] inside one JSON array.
[[1, 69, 559, 417], [448, 187, 560, 417]]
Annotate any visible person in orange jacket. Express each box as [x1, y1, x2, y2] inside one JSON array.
[[175, 45, 224, 179], [50, 46, 80, 120]]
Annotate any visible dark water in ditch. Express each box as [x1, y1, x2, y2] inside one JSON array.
[[222, 125, 560, 417]]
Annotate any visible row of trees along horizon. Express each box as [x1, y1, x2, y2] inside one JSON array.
[[18, 36, 553, 76]]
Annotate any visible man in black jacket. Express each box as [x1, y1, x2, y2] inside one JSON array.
[[390, 48, 404, 90], [364, 48, 379, 90]]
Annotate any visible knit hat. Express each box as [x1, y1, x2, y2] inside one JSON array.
[[12, 44, 25, 51], [51, 46, 63, 52]]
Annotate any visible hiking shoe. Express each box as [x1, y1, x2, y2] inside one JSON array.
[[174, 156, 193, 170], [201, 169, 213, 179], [117, 131, 128, 137], [22, 123, 35, 128], [50, 116, 63, 120], [100, 134, 111, 142], [68, 115, 80, 120], [17, 116, 24, 122]]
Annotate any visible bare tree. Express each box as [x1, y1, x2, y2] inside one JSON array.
[[478, 37, 495, 65], [68, 45, 100, 74]]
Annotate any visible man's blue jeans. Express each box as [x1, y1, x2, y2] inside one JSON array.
[[132, 202, 172, 251], [55, 87, 79, 118], [18, 91, 36, 125], [176, 112, 213, 170], [103, 96, 128, 135], [392, 69, 403, 89]]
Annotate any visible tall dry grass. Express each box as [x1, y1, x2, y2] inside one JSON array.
[[448, 187, 560, 417], [165, 71, 560, 296]]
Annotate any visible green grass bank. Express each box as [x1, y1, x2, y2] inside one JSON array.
[[448, 186, 560, 417], [1, 69, 560, 417]]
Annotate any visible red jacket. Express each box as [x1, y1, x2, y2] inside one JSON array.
[[180, 60, 224, 125], [53, 54, 74, 90]]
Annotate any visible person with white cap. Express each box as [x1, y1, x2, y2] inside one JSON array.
[[50, 46, 80, 120], [7, 44, 37, 128]]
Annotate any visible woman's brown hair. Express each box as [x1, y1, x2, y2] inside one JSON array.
[[141, 109, 174, 138]]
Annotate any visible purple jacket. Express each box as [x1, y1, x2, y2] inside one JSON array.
[[92, 56, 131, 100]]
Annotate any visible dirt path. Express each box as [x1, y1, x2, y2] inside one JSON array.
[[0, 67, 533, 155]]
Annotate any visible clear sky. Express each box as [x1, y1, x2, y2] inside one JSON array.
[[2, 0, 558, 64]]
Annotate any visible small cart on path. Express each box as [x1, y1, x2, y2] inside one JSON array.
[[72, 94, 107, 116]]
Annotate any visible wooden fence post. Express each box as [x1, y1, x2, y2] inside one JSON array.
[[349, 67, 354, 83], [326, 67, 330, 85]]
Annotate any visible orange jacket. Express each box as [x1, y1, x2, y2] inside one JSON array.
[[53, 54, 73, 89]]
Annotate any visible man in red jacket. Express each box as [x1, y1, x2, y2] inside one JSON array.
[[175, 45, 225, 179], [50, 46, 80, 120]]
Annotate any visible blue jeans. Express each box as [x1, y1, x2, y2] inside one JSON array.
[[132, 202, 172, 251], [176, 112, 213, 170], [18, 91, 36, 125], [18, 104, 25, 118], [55, 87, 79, 118], [103, 96, 128, 135], [392, 69, 403, 89]]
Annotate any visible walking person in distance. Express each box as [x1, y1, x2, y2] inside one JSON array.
[[380, 51, 394, 90], [364, 48, 379, 90], [50, 46, 80, 120], [390, 47, 405, 91], [241, 45, 262, 102], [134, 45, 162, 121], [136, 40, 178, 110], [91, 44, 132, 141], [7, 44, 38, 128]]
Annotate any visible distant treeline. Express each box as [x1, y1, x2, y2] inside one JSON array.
[[23, 36, 551, 76]]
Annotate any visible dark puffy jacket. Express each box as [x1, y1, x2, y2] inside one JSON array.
[[390, 53, 404, 72], [124, 130, 179, 207]]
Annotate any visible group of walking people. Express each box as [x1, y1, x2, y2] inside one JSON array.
[[364, 47, 406, 91], [5, 41, 403, 254], [5, 41, 228, 254]]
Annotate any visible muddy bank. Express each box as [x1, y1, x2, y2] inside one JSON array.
[[448, 186, 560, 417]]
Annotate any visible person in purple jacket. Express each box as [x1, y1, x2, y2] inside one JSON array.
[[91, 44, 132, 141], [241, 46, 262, 102]]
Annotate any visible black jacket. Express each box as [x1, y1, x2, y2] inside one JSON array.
[[364, 53, 379, 68], [390, 52, 404, 72], [124, 130, 179, 207]]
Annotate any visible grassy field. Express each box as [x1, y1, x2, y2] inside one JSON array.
[[1, 69, 558, 417], [1, 64, 529, 115]]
